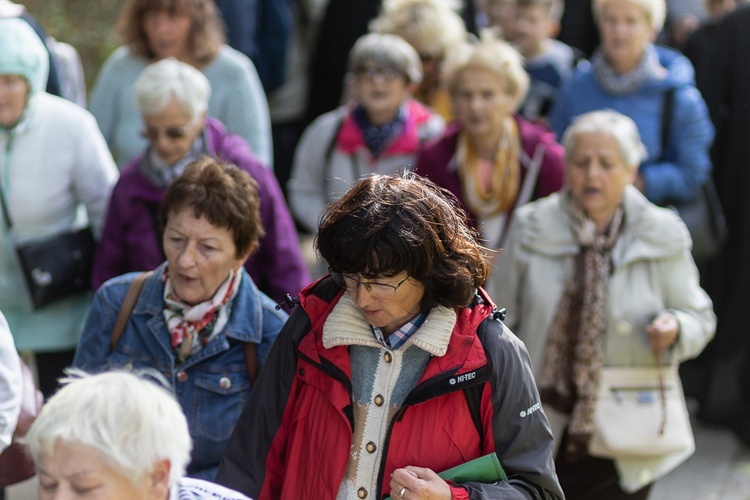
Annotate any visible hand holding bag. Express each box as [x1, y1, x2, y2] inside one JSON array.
[[588, 366, 694, 458], [0, 187, 94, 309]]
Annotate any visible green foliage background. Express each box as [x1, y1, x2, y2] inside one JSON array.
[[17, 0, 122, 91]]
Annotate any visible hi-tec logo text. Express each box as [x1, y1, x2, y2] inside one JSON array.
[[449, 372, 476, 385], [520, 402, 541, 418]]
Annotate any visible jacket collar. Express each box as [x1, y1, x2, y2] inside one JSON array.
[[321, 292, 457, 357], [298, 279, 495, 384], [518, 186, 691, 265]]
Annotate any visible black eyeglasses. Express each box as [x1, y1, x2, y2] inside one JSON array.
[[140, 124, 191, 141], [356, 66, 402, 82], [329, 268, 409, 300]]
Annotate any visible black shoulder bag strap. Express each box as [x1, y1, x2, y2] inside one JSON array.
[[463, 313, 505, 445], [661, 88, 676, 157]]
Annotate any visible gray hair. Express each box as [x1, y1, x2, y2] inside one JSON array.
[[442, 29, 529, 110], [24, 370, 191, 487], [348, 32, 423, 85], [593, 0, 666, 31], [133, 58, 211, 121], [562, 110, 647, 168]]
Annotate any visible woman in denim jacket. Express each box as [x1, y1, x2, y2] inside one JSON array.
[[73, 158, 287, 480]]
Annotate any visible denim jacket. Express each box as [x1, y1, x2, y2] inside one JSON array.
[[73, 264, 287, 480]]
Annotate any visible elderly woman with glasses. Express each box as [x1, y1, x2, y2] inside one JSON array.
[[287, 32, 445, 236], [216, 171, 563, 500], [91, 58, 309, 305]]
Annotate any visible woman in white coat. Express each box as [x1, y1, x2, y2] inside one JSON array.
[[0, 18, 118, 398], [489, 109, 715, 499]]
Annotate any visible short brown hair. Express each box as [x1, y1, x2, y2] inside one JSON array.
[[160, 157, 264, 258], [117, 0, 224, 63], [316, 171, 489, 311]]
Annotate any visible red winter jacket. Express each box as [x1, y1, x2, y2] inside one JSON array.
[[216, 277, 563, 499]]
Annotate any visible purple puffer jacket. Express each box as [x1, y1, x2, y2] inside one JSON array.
[[92, 118, 310, 304]]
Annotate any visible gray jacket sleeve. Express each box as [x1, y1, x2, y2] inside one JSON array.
[[463, 320, 564, 499]]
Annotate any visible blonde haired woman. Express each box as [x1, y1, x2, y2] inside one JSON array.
[[416, 32, 564, 251], [549, 0, 713, 207], [370, 0, 468, 121]]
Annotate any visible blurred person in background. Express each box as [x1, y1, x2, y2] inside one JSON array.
[[89, 0, 272, 169], [0, 18, 118, 399], [91, 58, 309, 305], [549, 0, 714, 208], [416, 32, 564, 257], [370, 0, 468, 123], [288, 32, 444, 236]]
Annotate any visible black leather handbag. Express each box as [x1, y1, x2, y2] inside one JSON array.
[[668, 178, 727, 263], [0, 188, 94, 309], [660, 88, 728, 263]]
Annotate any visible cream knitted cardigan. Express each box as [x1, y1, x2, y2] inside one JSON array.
[[322, 293, 457, 499]]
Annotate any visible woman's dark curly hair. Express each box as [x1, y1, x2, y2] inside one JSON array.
[[117, 0, 224, 63], [316, 171, 489, 311]]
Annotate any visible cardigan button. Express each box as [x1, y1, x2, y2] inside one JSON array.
[[366, 441, 377, 453], [357, 487, 368, 498], [177, 371, 188, 382], [384, 352, 392, 363], [219, 376, 232, 390], [615, 320, 632, 336], [374, 395, 384, 406]]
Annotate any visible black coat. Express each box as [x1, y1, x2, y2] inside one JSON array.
[[681, 5, 750, 440]]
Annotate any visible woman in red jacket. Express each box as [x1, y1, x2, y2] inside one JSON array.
[[216, 172, 563, 499]]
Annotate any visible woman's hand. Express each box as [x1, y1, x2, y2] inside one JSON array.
[[645, 312, 680, 352], [390, 466, 453, 499]]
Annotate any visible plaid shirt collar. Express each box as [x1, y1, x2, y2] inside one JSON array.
[[372, 313, 428, 350]]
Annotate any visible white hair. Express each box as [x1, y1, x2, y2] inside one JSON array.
[[562, 109, 647, 168], [133, 57, 211, 121], [24, 370, 191, 487]]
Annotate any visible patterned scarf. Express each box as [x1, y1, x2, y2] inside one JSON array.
[[162, 266, 242, 362], [591, 44, 664, 96], [353, 104, 405, 157], [539, 194, 624, 457], [139, 135, 206, 189], [457, 116, 520, 218]]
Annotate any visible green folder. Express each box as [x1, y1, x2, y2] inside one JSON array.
[[384, 452, 505, 499], [437, 452, 506, 483]]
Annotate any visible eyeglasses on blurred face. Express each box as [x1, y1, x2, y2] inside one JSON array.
[[356, 66, 403, 82], [329, 268, 410, 300], [140, 124, 191, 141]]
